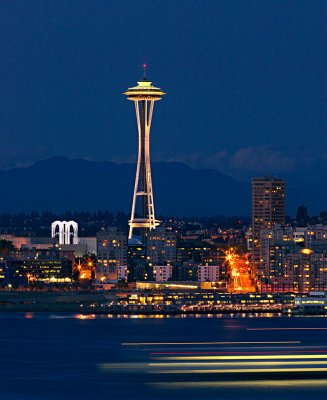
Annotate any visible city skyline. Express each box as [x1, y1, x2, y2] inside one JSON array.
[[0, 2, 326, 399], [0, 1, 325, 190]]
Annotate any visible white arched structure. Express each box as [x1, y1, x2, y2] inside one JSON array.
[[51, 221, 65, 244], [51, 220, 79, 245]]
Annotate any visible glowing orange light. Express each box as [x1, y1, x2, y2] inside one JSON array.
[[300, 248, 314, 255]]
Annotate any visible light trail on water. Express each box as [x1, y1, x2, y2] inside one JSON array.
[[122, 340, 300, 346]]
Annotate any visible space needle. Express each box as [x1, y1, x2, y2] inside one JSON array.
[[124, 66, 165, 240]]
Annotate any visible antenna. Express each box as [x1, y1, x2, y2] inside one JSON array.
[[142, 63, 147, 79]]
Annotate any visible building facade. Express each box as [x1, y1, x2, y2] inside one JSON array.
[[96, 229, 127, 282], [252, 176, 285, 277], [3, 249, 73, 286], [146, 227, 177, 266], [259, 225, 327, 293], [198, 265, 220, 282], [153, 265, 173, 282]]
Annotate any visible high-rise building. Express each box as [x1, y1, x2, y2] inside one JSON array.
[[252, 176, 285, 277], [123, 67, 165, 241], [96, 228, 127, 282], [147, 227, 177, 266], [127, 242, 152, 282]]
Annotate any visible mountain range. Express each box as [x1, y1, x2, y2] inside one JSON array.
[[0, 157, 325, 217]]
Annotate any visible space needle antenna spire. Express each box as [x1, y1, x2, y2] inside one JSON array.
[[143, 63, 147, 79]]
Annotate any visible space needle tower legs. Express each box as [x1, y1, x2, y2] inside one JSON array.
[[124, 67, 165, 241]]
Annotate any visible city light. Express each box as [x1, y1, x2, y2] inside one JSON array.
[[223, 248, 255, 293]]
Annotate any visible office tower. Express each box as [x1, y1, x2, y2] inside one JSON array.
[[252, 176, 285, 277], [123, 67, 165, 241], [147, 227, 177, 266], [127, 242, 153, 282], [96, 228, 127, 281]]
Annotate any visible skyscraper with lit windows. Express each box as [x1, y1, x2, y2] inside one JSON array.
[[252, 176, 285, 278], [96, 228, 127, 281]]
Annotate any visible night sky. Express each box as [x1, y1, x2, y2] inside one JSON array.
[[0, 0, 326, 184]]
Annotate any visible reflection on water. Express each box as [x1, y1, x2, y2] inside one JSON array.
[[150, 379, 327, 389], [103, 312, 283, 319], [2, 312, 289, 320], [0, 313, 327, 399], [100, 342, 327, 399], [101, 325, 327, 399], [74, 313, 96, 320]]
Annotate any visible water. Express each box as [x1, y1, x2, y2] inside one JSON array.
[[0, 313, 326, 399]]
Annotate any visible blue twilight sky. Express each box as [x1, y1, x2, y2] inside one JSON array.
[[0, 0, 326, 183]]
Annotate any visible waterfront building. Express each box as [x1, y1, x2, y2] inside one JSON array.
[[3, 249, 73, 286], [96, 228, 127, 282], [294, 291, 327, 314], [123, 68, 165, 241], [124, 288, 295, 308], [252, 176, 285, 276]]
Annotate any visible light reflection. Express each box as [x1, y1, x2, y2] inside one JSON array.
[[149, 379, 327, 389], [74, 314, 96, 320], [99, 363, 149, 370], [156, 354, 327, 360], [149, 361, 327, 367], [154, 367, 327, 374], [122, 340, 300, 346], [247, 327, 327, 331]]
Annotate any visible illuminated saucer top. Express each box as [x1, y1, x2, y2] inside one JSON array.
[[123, 65, 165, 100]]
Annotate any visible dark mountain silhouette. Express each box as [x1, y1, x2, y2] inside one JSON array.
[[0, 157, 324, 216]]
